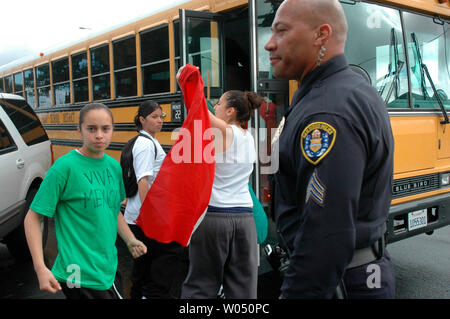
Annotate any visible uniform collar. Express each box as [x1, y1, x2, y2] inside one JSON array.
[[290, 54, 348, 109]]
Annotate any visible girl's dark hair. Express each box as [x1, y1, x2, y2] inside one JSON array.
[[134, 100, 162, 130], [224, 90, 263, 125], [79, 103, 114, 127]]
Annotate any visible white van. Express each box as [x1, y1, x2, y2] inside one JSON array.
[[0, 93, 52, 259]]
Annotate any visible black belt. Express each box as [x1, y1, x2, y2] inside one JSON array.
[[347, 237, 385, 269], [336, 237, 386, 299]]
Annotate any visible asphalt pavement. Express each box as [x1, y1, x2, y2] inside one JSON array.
[[1, 218, 449, 299], [387, 226, 450, 299]]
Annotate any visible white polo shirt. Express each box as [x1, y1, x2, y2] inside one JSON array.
[[124, 130, 166, 225]]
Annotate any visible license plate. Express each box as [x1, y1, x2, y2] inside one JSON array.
[[408, 209, 428, 231]]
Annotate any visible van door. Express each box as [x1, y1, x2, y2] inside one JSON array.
[[0, 112, 24, 234]]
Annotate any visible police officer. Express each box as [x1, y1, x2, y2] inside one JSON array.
[[265, 0, 395, 298]]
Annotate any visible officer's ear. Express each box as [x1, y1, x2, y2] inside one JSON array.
[[315, 24, 331, 46]]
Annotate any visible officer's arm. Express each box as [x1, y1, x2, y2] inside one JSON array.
[[281, 115, 367, 298]]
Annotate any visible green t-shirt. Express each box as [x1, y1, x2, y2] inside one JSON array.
[[30, 150, 126, 290]]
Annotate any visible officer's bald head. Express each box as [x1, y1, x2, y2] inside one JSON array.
[[279, 0, 348, 48], [265, 0, 349, 81]]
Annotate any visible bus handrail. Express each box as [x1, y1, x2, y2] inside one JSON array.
[[384, 61, 404, 105]]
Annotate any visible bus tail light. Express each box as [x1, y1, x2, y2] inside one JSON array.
[[50, 144, 55, 164], [263, 187, 271, 203]]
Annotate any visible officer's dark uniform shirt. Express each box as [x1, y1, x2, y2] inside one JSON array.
[[273, 54, 394, 298]]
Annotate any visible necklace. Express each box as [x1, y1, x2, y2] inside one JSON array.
[[271, 116, 285, 147]]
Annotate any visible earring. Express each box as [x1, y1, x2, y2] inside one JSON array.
[[316, 45, 326, 66]]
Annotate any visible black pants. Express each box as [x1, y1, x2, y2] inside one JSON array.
[[60, 272, 123, 299], [129, 224, 189, 299], [343, 251, 396, 299]]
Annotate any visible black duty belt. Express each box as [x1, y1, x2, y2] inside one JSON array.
[[347, 237, 385, 269]]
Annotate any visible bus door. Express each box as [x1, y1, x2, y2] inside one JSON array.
[[179, 9, 225, 106], [179, 7, 252, 108], [251, 0, 290, 298], [253, 0, 290, 217]]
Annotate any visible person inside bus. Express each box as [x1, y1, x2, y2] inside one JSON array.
[[177, 65, 263, 299], [124, 100, 188, 299], [260, 95, 277, 156], [264, 0, 395, 298]]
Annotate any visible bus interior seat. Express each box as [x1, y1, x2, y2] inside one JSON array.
[[349, 64, 372, 85]]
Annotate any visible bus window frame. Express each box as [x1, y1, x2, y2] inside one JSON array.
[[402, 10, 450, 115], [4, 75, 12, 94], [13, 72, 24, 97], [35, 64, 51, 108], [23, 68, 36, 108], [90, 43, 111, 101], [140, 23, 171, 96], [113, 35, 138, 99], [71, 51, 89, 103], [52, 57, 71, 106]]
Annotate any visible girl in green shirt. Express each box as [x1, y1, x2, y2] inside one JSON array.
[[24, 103, 147, 299]]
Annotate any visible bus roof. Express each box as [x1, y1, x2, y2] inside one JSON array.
[[0, 0, 190, 73]]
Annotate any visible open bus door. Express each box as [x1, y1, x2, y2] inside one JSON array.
[[179, 8, 225, 109], [251, 0, 291, 298]]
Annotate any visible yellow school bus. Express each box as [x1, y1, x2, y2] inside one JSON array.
[[0, 0, 449, 283]]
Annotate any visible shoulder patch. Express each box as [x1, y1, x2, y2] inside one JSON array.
[[301, 122, 336, 165]]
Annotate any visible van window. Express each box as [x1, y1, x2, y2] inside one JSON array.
[[0, 119, 17, 155], [0, 99, 49, 146]]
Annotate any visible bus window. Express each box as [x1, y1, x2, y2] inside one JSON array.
[[257, 0, 282, 80], [403, 12, 450, 110], [13, 72, 23, 97], [174, 20, 181, 91], [4, 75, 12, 94], [342, 2, 408, 108], [52, 57, 71, 105], [24, 69, 36, 108], [71, 52, 89, 103], [187, 19, 221, 95], [91, 44, 111, 100], [0, 78, 3, 93], [113, 36, 137, 98], [140, 25, 170, 95], [36, 64, 51, 108]]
